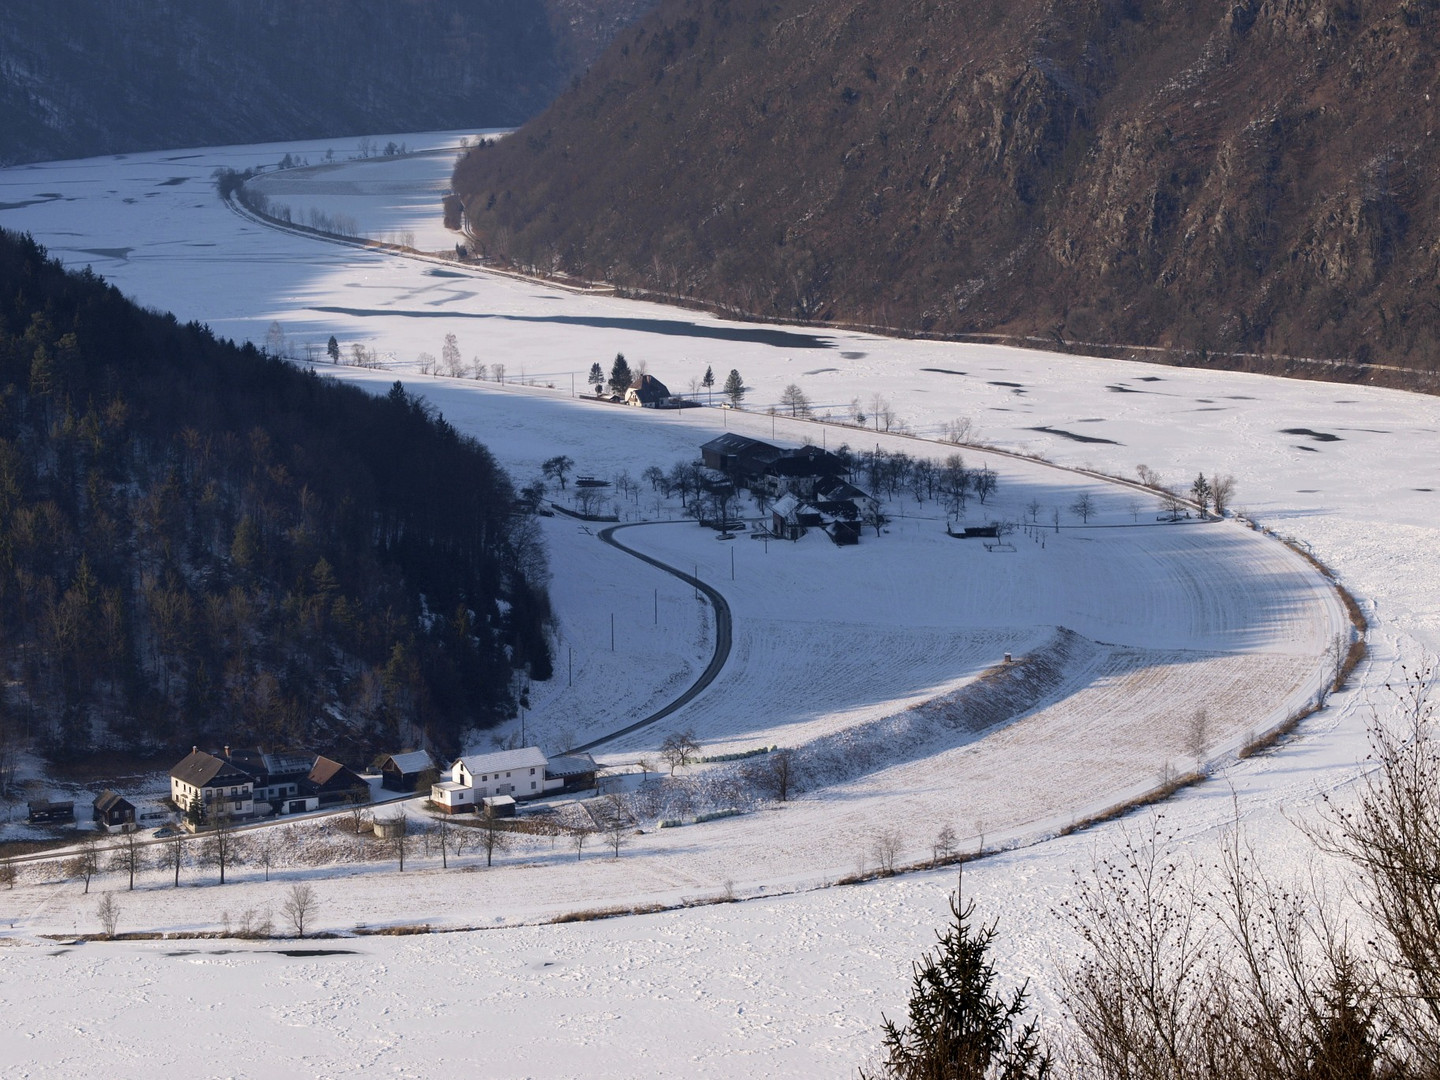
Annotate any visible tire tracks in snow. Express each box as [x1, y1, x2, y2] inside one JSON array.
[[572, 523, 733, 754]]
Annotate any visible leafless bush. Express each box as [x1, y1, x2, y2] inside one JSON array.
[[871, 827, 903, 877], [96, 892, 120, 938], [221, 906, 273, 939]]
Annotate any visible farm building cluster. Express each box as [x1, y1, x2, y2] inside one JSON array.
[[431, 746, 598, 815], [700, 434, 879, 545]]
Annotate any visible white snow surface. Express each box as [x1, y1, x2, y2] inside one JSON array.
[[0, 135, 1437, 1079]]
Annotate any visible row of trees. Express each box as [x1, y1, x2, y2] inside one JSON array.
[[0, 230, 551, 760]]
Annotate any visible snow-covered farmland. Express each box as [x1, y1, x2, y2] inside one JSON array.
[[0, 135, 1436, 1079]]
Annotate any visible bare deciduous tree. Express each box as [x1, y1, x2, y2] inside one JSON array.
[[932, 824, 959, 865], [280, 882, 318, 938], [660, 731, 701, 776], [871, 827, 903, 877]]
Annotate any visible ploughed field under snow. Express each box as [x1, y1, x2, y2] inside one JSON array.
[[0, 134, 1435, 1080]]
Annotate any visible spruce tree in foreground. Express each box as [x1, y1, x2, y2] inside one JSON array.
[[864, 879, 1050, 1080]]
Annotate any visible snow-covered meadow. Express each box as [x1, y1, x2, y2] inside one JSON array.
[[0, 134, 1437, 1078]]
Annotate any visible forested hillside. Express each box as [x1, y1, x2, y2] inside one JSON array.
[[454, 0, 1440, 383], [0, 228, 551, 762], [0, 0, 653, 165]]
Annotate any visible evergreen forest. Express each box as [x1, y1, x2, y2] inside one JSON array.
[[0, 229, 551, 764]]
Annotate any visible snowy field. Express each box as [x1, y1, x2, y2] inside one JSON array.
[[0, 136, 1437, 1079]]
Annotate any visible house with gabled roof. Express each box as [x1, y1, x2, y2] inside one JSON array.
[[305, 757, 369, 807], [434, 746, 567, 813], [170, 748, 255, 825], [624, 373, 672, 407], [221, 748, 318, 815], [93, 790, 137, 830]]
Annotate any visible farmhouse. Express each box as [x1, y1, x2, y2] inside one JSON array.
[[93, 790, 136, 830], [221, 748, 318, 815], [170, 748, 255, 823], [376, 750, 436, 792], [430, 747, 599, 812], [624, 373, 672, 407]]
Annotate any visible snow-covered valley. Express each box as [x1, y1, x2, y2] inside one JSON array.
[[0, 133, 1437, 1079]]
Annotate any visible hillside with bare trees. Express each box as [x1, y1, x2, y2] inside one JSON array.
[[454, 0, 1440, 386]]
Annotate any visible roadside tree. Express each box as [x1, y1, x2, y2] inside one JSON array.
[[723, 369, 745, 406]]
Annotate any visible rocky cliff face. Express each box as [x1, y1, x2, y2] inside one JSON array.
[[0, 0, 652, 165], [454, 0, 1440, 381]]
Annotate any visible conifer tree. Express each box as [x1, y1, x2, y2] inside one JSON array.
[[723, 368, 745, 406], [864, 879, 1050, 1080], [608, 353, 633, 395]]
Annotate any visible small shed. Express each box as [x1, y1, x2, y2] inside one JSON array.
[[480, 795, 516, 819], [27, 800, 75, 825], [545, 752, 600, 794], [93, 790, 137, 829], [377, 750, 436, 792]]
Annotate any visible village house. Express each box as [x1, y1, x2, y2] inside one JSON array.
[[170, 748, 255, 824], [92, 790, 136, 830], [221, 748, 319, 815], [430, 747, 600, 813], [624, 373, 672, 407]]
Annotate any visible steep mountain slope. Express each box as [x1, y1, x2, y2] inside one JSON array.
[[454, 0, 1440, 381], [0, 0, 652, 165]]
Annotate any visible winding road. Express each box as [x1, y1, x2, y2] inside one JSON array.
[[572, 522, 734, 754]]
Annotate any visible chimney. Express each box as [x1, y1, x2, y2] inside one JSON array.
[[223, 746, 231, 759], [192, 745, 197, 754]]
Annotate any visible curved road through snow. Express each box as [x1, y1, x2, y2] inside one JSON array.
[[573, 522, 734, 754]]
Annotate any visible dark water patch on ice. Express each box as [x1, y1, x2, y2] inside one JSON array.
[[1281, 428, 1341, 442], [1076, 418, 1104, 423], [989, 380, 1023, 388], [1137, 376, 1163, 382], [1196, 399, 1214, 403], [1334, 399, 1360, 404], [157, 176, 188, 186], [1226, 395, 1256, 400], [0, 193, 63, 211], [75, 247, 134, 260], [1295, 445, 1320, 452], [841, 351, 868, 359], [922, 367, 966, 376], [274, 948, 357, 957], [804, 367, 838, 375], [311, 306, 835, 349], [1192, 407, 1227, 412], [1297, 489, 1319, 493], [165, 154, 204, 161], [1338, 428, 1392, 434], [1415, 488, 1434, 493], [1106, 384, 1144, 393], [1029, 425, 1122, 445], [426, 268, 467, 278]]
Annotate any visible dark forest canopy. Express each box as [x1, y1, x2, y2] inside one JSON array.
[[0, 228, 551, 763], [454, 0, 1440, 387]]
